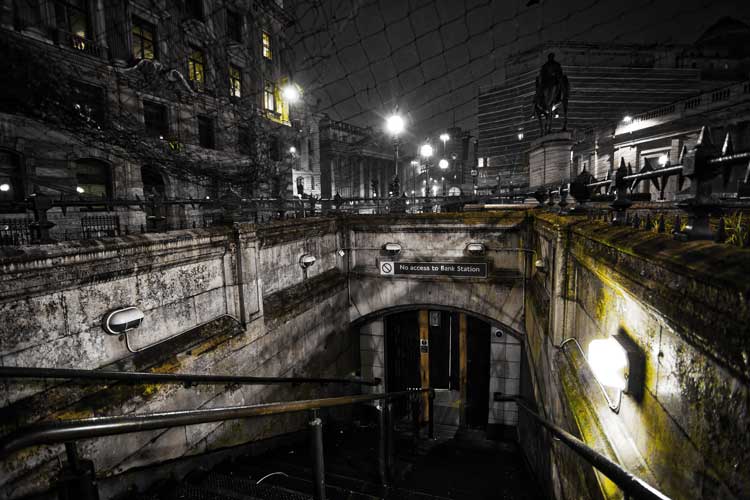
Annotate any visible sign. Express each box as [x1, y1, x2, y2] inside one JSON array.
[[379, 261, 488, 278], [420, 338, 429, 353]]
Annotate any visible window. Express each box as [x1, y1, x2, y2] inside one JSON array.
[[262, 31, 272, 60], [143, 100, 168, 138], [198, 116, 215, 149], [264, 82, 277, 113], [132, 17, 157, 61], [227, 10, 242, 43], [185, 0, 203, 20], [229, 65, 242, 98], [188, 47, 205, 87], [74, 159, 111, 200], [54, 0, 90, 50], [0, 151, 24, 203]]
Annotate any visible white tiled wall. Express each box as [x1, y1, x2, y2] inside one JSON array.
[[488, 329, 522, 426], [359, 318, 385, 394]]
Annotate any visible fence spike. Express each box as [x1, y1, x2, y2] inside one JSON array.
[[696, 125, 713, 147], [645, 213, 652, 230], [658, 214, 665, 233], [721, 132, 734, 156], [674, 215, 682, 234], [678, 144, 688, 164]]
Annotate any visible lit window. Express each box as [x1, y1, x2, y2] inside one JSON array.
[[262, 31, 272, 60], [54, 0, 89, 50], [229, 65, 242, 98], [188, 47, 205, 87], [74, 159, 111, 200], [264, 82, 277, 112], [132, 17, 156, 61]]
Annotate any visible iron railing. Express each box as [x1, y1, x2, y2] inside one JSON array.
[[496, 396, 671, 500]]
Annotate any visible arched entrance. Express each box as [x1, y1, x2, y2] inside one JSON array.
[[358, 307, 523, 438]]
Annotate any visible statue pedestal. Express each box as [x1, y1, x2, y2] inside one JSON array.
[[529, 131, 573, 189]]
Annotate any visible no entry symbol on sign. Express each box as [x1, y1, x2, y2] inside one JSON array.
[[380, 262, 394, 275]]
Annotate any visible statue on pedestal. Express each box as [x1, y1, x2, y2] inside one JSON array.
[[533, 53, 570, 135]]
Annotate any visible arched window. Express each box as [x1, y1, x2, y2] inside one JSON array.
[[0, 150, 24, 203], [74, 159, 111, 199], [141, 165, 166, 198]]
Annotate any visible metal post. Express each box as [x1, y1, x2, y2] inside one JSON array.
[[386, 401, 395, 480], [428, 388, 435, 439], [411, 392, 420, 442], [309, 410, 326, 500], [378, 403, 389, 487]]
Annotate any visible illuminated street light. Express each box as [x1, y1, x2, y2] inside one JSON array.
[[623, 115, 633, 123], [439, 158, 449, 169], [517, 132, 524, 141], [439, 133, 449, 144], [420, 143, 433, 158], [386, 114, 405, 136], [0, 184, 9, 192], [289, 146, 297, 155], [282, 83, 301, 103], [658, 154, 668, 166]]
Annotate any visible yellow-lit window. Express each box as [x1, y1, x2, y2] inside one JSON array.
[[132, 17, 156, 60], [188, 47, 205, 86], [264, 82, 276, 112], [229, 65, 241, 98], [262, 31, 272, 60]]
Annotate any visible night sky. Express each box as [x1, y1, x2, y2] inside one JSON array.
[[288, 0, 750, 147]]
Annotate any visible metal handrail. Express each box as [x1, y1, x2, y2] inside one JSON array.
[[496, 395, 671, 500], [0, 366, 381, 388], [0, 389, 429, 458]]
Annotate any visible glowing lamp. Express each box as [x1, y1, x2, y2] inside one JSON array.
[[588, 333, 644, 397], [622, 115, 633, 123], [282, 84, 301, 103], [76, 186, 85, 194], [466, 243, 485, 255], [420, 144, 433, 158], [658, 154, 668, 166], [289, 146, 297, 154], [439, 158, 449, 169], [386, 114, 405, 136], [439, 133, 450, 143], [0, 183, 10, 192], [383, 242, 401, 255]]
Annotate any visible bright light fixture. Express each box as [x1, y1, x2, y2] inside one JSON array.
[[289, 146, 297, 154], [386, 114, 405, 136], [439, 133, 450, 143], [466, 243, 485, 255], [439, 158, 449, 169], [76, 186, 85, 194], [658, 154, 668, 166], [282, 84, 301, 103], [517, 132, 524, 141], [623, 115, 633, 123], [0, 183, 9, 192], [420, 144, 433, 158], [383, 242, 401, 255], [588, 337, 628, 390]]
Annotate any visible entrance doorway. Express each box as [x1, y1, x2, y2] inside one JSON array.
[[384, 309, 491, 429]]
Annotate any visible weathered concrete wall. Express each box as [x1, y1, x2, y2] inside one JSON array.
[[0, 219, 358, 499], [523, 211, 750, 500]]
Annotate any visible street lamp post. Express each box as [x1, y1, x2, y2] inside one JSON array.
[[385, 113, 405, 212]]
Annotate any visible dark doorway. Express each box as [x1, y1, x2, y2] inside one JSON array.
[[465, 315, 490, 429], [385, 310, 419, 418], [141, 165, 167, 231]]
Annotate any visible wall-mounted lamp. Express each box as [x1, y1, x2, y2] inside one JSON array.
[[534, 258, 547, 273], [466, 243, 485, 256], [299, 254, 316, 268], [588, 331, 644, 400], [103, 307, 144, 335], [383, 243, 401, 255]]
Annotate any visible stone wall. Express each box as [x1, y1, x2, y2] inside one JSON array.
[[522, 211, 750, 500], [0, 219, 358, 499]]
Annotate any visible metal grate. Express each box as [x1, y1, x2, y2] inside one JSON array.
[[0, 218, 33, 246], [81, 215, 120, 239]]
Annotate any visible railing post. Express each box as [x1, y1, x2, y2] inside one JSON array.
[[377, 403, 389, 487], [411, 390, 420, 443], [386, 400, 395, 480], [428, 388, 435, 439], [57, 442, 99, 500], [309, 410, 326, 500]]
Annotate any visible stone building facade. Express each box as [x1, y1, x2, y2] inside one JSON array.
[[0, 0, 315, 238], [318, 116, 398, 199], [476, 18, 750, 190]]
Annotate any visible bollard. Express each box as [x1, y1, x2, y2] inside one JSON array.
[[309, 410, 326, 500]]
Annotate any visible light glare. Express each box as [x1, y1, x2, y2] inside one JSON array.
[[420, 144, 433, 158], [588, 337, 628, 390], [0, 183, 9, 192], [386, 114, 405, 135], [439, 158, 449, 169]]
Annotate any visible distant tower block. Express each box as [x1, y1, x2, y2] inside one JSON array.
[[528, 131, 574, 189]]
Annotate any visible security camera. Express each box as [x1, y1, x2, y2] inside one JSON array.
[[300, 254, 316, 268], [103, 307, 144, 335]]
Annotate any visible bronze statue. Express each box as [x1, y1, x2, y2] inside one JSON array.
[[533, 53, 570, 135]]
